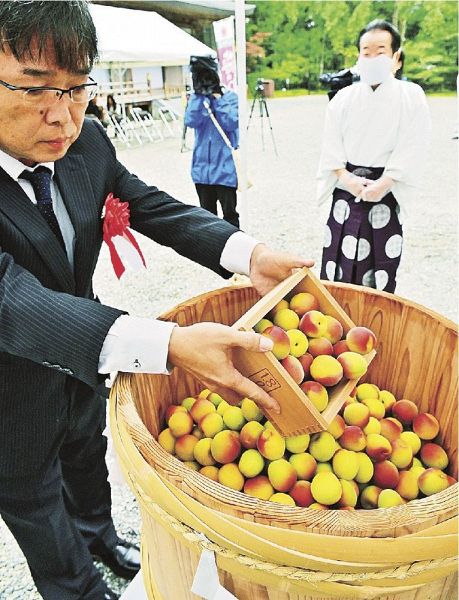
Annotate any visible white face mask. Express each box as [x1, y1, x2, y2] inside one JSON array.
[[357, 54, 393, 86]]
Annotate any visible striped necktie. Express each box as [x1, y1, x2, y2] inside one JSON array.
[[20, 166, 66, 250]]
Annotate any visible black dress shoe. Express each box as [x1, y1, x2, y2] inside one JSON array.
[[104, 591, 120, 600], [91, 538, 140, 580]]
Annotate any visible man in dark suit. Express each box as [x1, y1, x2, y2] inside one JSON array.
[[0, 2, 313, 599]]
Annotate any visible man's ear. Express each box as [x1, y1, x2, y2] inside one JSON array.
[[392, 48, 402, 73]]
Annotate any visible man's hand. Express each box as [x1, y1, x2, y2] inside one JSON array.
[[336, 169, 372, 198], [168, 247, 314, 412], [168, 323, 279, 412], [249, 244, 314, 296], [361, 175, 394, 203]]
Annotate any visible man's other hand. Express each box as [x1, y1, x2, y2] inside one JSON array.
[[361, 175, 394, 203], [336, 169, 372, 198], [249, 244, 314, 296]]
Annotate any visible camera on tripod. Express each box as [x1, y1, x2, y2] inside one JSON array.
[[248, 78, 278, 155], [319, 68, 360, 100], [254, 78, 266, 96], [190, 55, 222, 96]]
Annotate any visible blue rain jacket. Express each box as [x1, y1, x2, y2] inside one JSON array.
[[184, 91, 239, 188]]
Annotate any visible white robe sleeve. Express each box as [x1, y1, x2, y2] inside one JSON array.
[[316, 91, 348, 205], [384, 82, 431, 221]]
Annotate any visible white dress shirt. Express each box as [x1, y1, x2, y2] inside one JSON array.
[[0, 149, 259, 375], [317, 76, 431, 222]]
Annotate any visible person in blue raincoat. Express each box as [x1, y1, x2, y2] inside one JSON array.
[[185, 80, 239, 227]]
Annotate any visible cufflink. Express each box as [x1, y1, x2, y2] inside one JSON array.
[[133, 359, 142, 369]]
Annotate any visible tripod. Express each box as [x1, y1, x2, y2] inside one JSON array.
[[247, 87, 278, 156], [180, 122, 190, 152]]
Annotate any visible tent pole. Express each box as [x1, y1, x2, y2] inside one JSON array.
[[235, 0, 248, 231], [119, 66, 126, 118]]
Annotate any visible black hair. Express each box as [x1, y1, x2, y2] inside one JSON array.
[[357, 19, 402, 54], [0, 1, 98, 73], [106, 94, 117, 110]]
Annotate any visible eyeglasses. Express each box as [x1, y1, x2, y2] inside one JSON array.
[[0, 76, 98, 107]]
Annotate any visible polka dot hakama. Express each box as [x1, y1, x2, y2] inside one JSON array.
[[320, 164, 403, 293]]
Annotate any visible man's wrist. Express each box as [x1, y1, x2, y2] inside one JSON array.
[[167, 325, 183, 369], [249, 243, 267, 275]]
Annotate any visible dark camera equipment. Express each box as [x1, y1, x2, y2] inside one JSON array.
[[319, 68, 360, 100], [182, 56, 221, 152], [254, 78, 266, 96], [190, 55, 222, 96], [247, 78, 278, 155]]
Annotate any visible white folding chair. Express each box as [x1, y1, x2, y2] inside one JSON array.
[[130, 107, 163, 142], [107, 113, 131, 146], [119, 115, 143, 146], [153, 99, 182, 138]]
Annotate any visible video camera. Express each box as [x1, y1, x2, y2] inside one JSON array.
[[254, 78, 265, 96], [190, 55, 222, 96], [319, 68, 360, 100]]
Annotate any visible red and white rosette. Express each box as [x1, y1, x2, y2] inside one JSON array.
[[102, 193, 146, 279]]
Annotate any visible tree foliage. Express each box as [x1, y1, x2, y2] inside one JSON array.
[[246, 1, 457, 92]]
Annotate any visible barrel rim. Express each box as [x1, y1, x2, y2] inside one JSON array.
[[158, 280, 458, 334], [113, 282, 458, 537]]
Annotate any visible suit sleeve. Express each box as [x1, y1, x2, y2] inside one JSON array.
[[120, 165, 238, 277], [0, 251, 124, 387], [0, 119, 240, 391], [90, 121, 240, 278]]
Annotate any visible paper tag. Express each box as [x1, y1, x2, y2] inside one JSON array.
[[191, 549, 220, 598], [191, 548, 238, 599], [120, 570, 148, 600], [214, 584, 238, 599]]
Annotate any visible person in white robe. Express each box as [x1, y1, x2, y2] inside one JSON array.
[[317, 19, 431, 293]]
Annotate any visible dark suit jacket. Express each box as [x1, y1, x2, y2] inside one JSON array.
[[0, 119, 237, 478]]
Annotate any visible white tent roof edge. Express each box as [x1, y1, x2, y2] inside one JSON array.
[[90, 3, 216, 66]]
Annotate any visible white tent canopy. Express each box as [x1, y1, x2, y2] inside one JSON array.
[[90, 4, 216, 66]]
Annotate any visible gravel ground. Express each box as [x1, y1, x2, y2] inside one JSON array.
[[0, 95, 456, 599]]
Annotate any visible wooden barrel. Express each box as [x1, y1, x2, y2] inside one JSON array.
[[110, 283, 458, 600]]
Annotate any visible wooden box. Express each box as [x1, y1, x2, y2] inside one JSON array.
[[232, 267, 376, 436]]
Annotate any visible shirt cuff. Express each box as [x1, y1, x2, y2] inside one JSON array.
[[220, 231, 260, 276], [98, 315, 177, 375]]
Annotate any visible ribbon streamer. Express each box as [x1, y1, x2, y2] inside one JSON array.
[[102, 193, 146, 278]]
